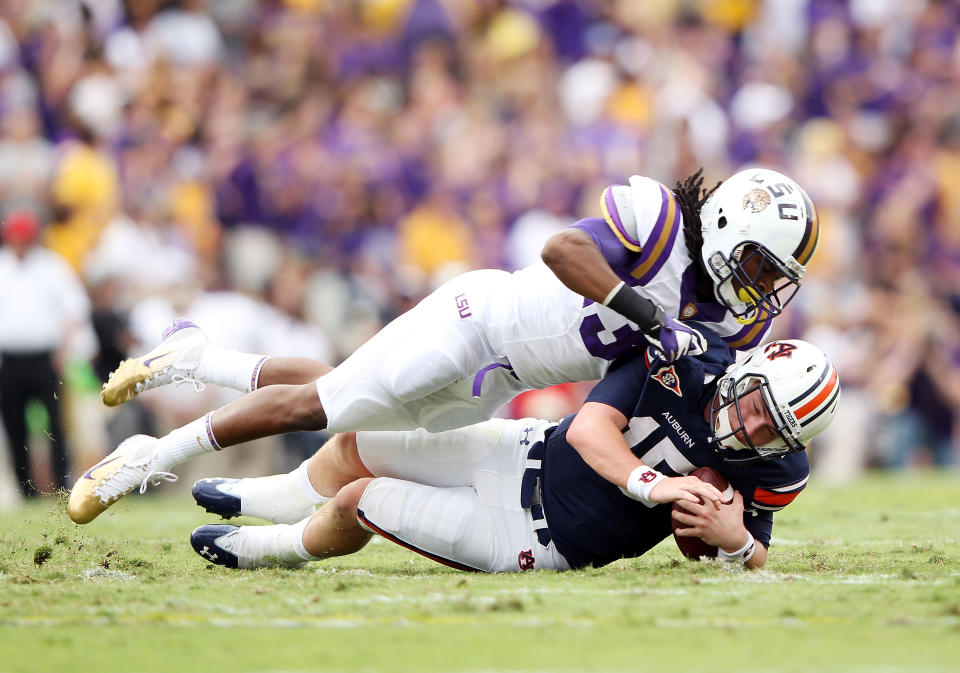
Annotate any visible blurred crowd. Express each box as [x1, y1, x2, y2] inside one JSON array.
[[1, 0, 958, 503]]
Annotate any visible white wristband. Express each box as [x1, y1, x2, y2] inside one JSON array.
[[602, 281, 626, 306], [717, 535, 756, 563], [619, 466, 666, 508]]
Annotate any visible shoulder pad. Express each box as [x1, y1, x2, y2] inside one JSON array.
[[600, 184, 641, 251]]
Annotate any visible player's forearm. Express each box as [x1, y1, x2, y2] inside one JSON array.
[[541, 229, 623, 302], [542, 229, 667, 337], [574, 437, 643, 488], [566, 404, 640, 488]]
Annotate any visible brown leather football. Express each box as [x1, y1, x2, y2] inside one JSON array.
[[671, 466, 734, 561]]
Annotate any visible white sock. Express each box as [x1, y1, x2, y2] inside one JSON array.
[[290, 516, 320, 561], [237, 459, 329, 524], [153, 413, 221, 471], [293, 458, 332, 504], [228, 519, 319, 568], [196, 347, 270, 392]]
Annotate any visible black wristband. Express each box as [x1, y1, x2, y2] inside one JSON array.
[[606, 284, 665, 335]]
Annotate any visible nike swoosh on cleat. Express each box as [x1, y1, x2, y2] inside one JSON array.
[[83, 455, 120, 480], [142, 351, 174, 368]]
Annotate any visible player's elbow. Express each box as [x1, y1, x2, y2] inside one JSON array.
[[565, 416, 604, 466], [541, 228, 585, 270], [565, 414, 589, 449]]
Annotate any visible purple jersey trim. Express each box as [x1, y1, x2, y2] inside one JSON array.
[[630, 183, 680, 285], [472, 362, 519, 397], [677, 265, 771, 352], [724, 319, 772, 350], [676, 265, 728, 323], [571, 218, 642, 286]]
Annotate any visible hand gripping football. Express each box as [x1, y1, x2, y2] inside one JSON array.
[[671, 467, 734, 561]]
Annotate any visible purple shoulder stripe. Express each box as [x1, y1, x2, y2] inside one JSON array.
[[572, 218, 641, 276], [724, 319, 772, 351], [630, 183, 680, 286]]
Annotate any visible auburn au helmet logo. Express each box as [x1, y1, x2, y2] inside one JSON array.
[[764, 342, 797, 360]]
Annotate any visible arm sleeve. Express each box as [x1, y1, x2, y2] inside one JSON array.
[[744, 510, 775, 548], [570, 217, 638, 273]]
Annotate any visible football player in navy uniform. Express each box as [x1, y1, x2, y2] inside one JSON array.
[[70, 168, 821, 526], [187, 331, 840, 572]]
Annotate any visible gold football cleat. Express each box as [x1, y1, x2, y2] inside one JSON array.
[[68, 435, 176, 524], [101, 318, 207, 407]]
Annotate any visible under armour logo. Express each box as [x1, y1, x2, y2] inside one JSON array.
[[199, 546, 218, 561], [519, 426, 535, 446], [518, 549, 535, 571]]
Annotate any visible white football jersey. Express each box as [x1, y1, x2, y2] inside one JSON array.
[[316, 175, 775, 434], [488, 176, 771, 389]]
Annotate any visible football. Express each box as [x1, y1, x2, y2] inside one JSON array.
[[671, 467, 735, 561]]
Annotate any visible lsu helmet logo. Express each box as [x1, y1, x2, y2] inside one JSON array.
[[743, 188, 772, 213], [652, 365, 682, 397]]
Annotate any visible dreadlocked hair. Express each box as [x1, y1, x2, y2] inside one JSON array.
[[675, 168, 721, 298], [674, 168, 719, 259]]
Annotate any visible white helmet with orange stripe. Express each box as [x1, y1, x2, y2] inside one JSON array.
[[710, 339, 840, 463], [699, 168, 819, 324]]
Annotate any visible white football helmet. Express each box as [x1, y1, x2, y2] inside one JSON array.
[[710, 339, 840, 463], [699, 168, 819, 323]]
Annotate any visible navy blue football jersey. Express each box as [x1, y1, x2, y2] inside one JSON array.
[[540, 326, 810, 569]]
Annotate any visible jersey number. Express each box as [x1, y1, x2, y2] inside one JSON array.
[[579, 310, 646, 360]]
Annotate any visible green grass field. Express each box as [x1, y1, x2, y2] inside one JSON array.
[[1, 472, 958, 673]]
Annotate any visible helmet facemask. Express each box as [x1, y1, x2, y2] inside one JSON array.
[[698, 168, 819, 325], [707, 242, 802, 324], [709, 372, 805, 464], [709, 339, 841, 464]]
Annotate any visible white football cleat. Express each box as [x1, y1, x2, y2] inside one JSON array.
[[68, 435, 177, 524], [190, 524, 309, 569], [192, 475, 320, 524], [101, 318, 207, 407]]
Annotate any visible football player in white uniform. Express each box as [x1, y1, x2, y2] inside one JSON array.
[[69, 168, 820, 525]]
